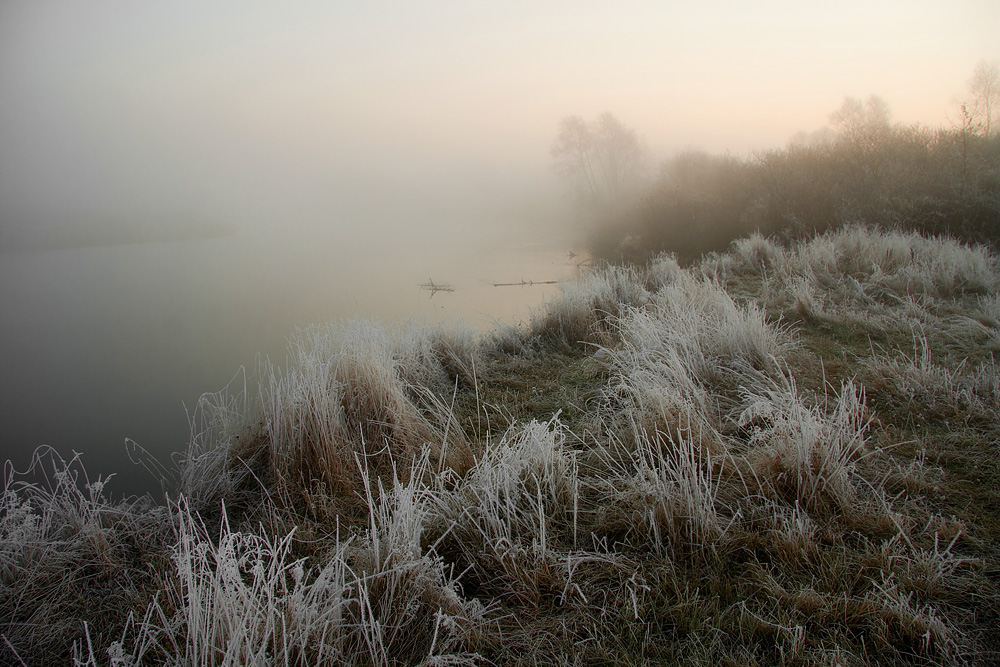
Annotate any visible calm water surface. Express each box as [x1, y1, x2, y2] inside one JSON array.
[[0, 223, 581, 497]]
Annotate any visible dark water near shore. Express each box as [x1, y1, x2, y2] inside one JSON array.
[[0, 222, 581, 498]]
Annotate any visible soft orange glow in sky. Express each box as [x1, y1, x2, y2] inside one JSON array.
[[1, 0, 997, 236]]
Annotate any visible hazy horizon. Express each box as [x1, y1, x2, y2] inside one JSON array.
[[2, 1, 998, 245]]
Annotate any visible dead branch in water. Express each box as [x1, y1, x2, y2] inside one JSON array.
[[420, 279, 454, 297], [492, 279, 559, 288]]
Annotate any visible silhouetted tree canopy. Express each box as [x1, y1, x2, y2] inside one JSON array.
[[551, 112, 651, 209], [830, 95, 893, 155], [587, 88, 999, 265]]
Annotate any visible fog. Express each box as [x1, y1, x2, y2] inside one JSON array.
[[1, 1, 996, 496]]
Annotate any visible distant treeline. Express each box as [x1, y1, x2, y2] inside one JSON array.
[[590, 118, 1000, 265]]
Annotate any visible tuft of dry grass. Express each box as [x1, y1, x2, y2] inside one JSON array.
[[79, 457, 486, 667], [528, 264, 651, 349], [864, 329, 1000, 422], [178, 321, 476, 525], [429, 419, 582, 605], [597, 272, 795, 446], [0, 448, 169, 665], [607, 423, 725, 556], [739, 372, 873, 514]]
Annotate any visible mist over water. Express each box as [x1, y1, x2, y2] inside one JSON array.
[[0, 206, 581, 498]]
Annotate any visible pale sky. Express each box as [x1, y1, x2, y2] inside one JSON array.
[[1, 0, 997, 236]]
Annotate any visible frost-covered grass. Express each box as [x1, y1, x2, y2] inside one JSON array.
[[527, 264, 651, 349], [864, 330, 1000, 421], [611, 423, 725, 555], [74, 460, 485, 667], [598, 272, 795, 442], [3, 225, 1000, 666], [739, 373, 872, 514], [706, 225, 1000, 321], [182, 321, 476, 522], [1, 449, 170, 665]]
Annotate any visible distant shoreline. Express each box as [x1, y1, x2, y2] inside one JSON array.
[[0, 221, 238, 253]]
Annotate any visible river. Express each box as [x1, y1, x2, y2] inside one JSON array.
[[0, 220, 582, 498]]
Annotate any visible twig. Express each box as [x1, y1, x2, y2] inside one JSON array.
[[420, 279, 454, 297], [493, 279, 559, 288]]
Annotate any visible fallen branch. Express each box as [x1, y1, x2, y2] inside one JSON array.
[[420, 279, 454, 297], [493, 279, 559, 288]]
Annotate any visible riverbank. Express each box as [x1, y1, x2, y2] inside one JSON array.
[[3, 224, 999, 666]]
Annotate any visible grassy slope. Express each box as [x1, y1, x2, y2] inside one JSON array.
[[3, 224, 999, 666], [462, 230, 1000, 665]]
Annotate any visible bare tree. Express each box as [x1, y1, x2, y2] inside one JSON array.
[[551, 113, 650, 208], [967, 59, 1000, 137], [551, 116, 601, 204], [829, 95, 893, 155]]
